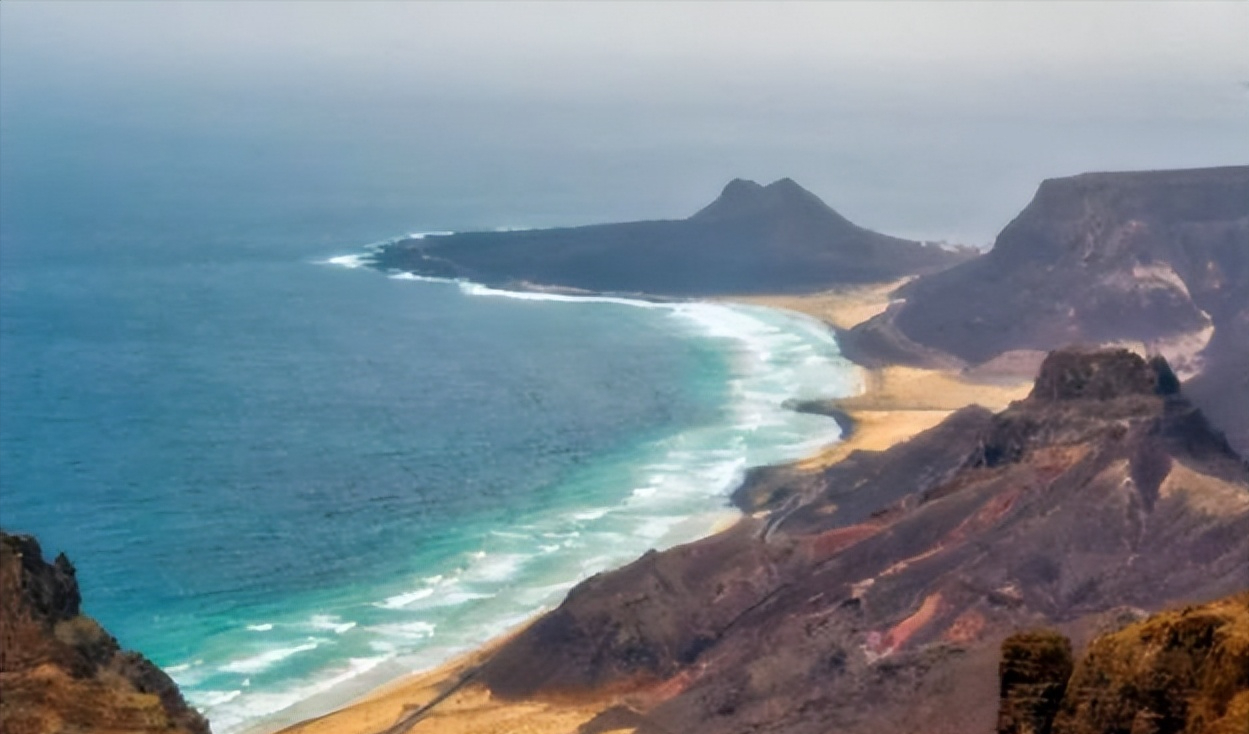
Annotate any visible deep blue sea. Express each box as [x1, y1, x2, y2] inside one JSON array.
[[0, 135, 858, 732]]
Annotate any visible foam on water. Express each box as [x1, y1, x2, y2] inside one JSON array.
[[198, 690, 244, 708], [177, 259, 860, 732], [421, 590, 494, 608], [386, 271, 461, 285], [307, 616, 357, 635], [367, 620, 437, 639], [461, 552, 528, 584], [457, 282, 671, 308], [571, 507, 611, 521], [220, 641, 321, 675], [317, 254, 368, 269], [376, 588, 433, 609], [210, 655, 395, 734], [316, 231, 457, 273]]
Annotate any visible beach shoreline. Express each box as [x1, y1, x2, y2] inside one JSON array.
[[272, 280, 1034, 734]]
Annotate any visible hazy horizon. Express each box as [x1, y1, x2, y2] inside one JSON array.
[[3, 1, 1247, 245], [3, 5, 1249, 731]]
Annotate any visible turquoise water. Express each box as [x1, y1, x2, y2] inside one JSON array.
[[1, 220, 858, 730], [1, 68, 858, 730]]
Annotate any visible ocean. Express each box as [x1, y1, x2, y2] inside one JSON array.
[[5, 4, 1247, 731], [0, 193, 859, 729]]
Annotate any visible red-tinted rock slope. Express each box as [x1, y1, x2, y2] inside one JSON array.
[[478, 348, 1248, 733]]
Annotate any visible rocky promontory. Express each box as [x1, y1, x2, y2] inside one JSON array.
[[0, 531, 210, 734], [370, 178, 972, 295]]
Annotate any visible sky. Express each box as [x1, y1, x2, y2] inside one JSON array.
[[2, 1, 1247, 244]]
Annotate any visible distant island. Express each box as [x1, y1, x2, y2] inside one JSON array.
[[371, 177, 973, 295]]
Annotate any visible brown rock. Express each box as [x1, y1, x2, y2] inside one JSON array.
[[996, 631, 1074, 734], [1029, 348, 1177, 402], [0, 531, 210, 734], [1052, 593, 1249, 734]]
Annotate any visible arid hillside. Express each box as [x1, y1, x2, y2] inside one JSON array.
[[476, 348, 1249, 733], [844, 166, 1249, 455]]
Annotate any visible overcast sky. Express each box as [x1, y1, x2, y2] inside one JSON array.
[[3, 2, 1247, 243], [5, 3, 1245, 89]]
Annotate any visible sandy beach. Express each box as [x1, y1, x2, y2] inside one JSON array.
[[736, 283, 1032, 471], [275, 282, 1034, 734], [272, 625, 619, 734]]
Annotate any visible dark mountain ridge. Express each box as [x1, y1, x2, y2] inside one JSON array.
[[370, 178, 971, 295], [843, 165, 1249, 455], [476, 348, 1249, 733]]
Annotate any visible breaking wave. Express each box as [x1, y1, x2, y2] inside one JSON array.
[[181, 257, 859, 732]]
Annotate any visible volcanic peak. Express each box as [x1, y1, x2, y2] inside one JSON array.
[[690, 177, 847, 225]]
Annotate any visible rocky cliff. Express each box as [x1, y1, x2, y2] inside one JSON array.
[[0, 531, 210, 734], [998, 592, 1249, 734], [370, 178, 971, 295], [476, 348, 1248, 733], [843, 166, 1249, 456]]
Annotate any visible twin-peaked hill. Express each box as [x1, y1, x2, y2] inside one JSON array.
[[370, 178, 971, 295]]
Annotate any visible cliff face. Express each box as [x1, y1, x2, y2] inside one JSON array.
[[844, 166, 1249, 455], [0, 531, 210, 734], [370, 178, 971, 295], [477, 349, 1249, 733], [997, 592, 1249, 734]]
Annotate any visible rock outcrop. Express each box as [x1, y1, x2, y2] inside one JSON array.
[[843, 166, 1249, 455], [996, 631, 1074, 734], [0, 531, 210, 734], [371, 178, 972, 295], [477, 348, 1249, 734], [996, 592, 1249, 734]]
